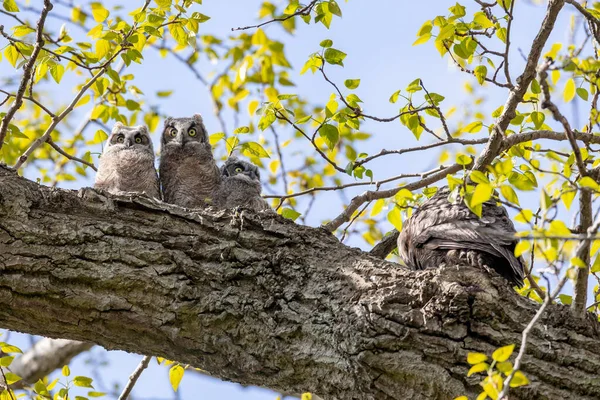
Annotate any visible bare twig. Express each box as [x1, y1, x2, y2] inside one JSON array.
[[0, 0, 53, 150], [117, 355, 152, 400], [46, 138, 97, 171], [232, 0, 318, 31], [323, 163, 462, 232]]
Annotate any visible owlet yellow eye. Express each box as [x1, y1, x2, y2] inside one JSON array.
[[135, 137, 142, 144], [234, 167, 243, 173], [169, 128, 177, 137], [117, 136, 124, 143], [188, 128, 197, 137]]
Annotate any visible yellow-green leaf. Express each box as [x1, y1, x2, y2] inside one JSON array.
[[62, 365, 71, 376], [387, 207, 403, 231], [509, 370, 530, 388], [0, 356, 14, 367], [4, 45, 19, 68], [467, 352, 488, 364], [282, 208, 301, 221], [578, 176, 599, 190], [564, 78, 576, 103], [500, 185, 519, 205], [4, 372, 21, 385], [471, 183, 493, 207], [467, 362, 489, 376], [3, 0, 19, 12], [240, 142, 270, 158], [91, 2, 109, 22], [514, 241, 530, 257], [492, 344, 515, 362]]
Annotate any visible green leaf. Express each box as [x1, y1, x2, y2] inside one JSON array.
[[344, 79, 360, 89], [576, 87, 589, 101], [530, 78, 541, 94], [474, 65, 487, 85], [4, 372, 21, 385], [87, 392, 106, 398], [240, 142, 270, 158], [169, 365, 184, 392], [413, 33, 431, 46], [2, 0, 19, 12], [50, 63, 65, 84], [323, 48, 346, 66], [564, 78, 576, 103], [530, 111, 545, 129], [492, 344, 515, 362], [73, 376, 94, 388], [559, 294, 572, 305], [389, 89, 401, 104], [90, 2, 109, 22], [319, 124, 339, 150], [320, 39, 333, 48], [470, 171, 489, 184], [467, 352, 488, 364], [0, 356, 14, 367], [500, 185, 519, 205], [282, 208, 301, 221]]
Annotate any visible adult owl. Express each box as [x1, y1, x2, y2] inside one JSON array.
[[398, 187, 525, 287], [159, 114, 221, 208], [214, 156, 270, 212], [93, 122, 160, 199]]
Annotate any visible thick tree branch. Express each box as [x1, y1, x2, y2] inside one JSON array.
[[1, 166, 599, 400], [1, 338, 93, 389]]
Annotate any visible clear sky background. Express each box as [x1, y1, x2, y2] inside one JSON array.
[[0, 0, 589, 399]]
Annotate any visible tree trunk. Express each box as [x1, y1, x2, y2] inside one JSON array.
[[0, 166, 599, 400]]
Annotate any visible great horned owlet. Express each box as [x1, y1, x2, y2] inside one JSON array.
[[159, 114, 221, 208], [214, 156, 270, 212], [398, 187, 525, 287], [94, 122, 160, 199]]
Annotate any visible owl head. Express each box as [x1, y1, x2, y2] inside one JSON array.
[[161, 114, 209, 150], [105, 122, 154, 154], [221, 156, 261, 183]]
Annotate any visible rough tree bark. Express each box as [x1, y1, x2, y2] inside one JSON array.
[[0, 166, 599, 400]]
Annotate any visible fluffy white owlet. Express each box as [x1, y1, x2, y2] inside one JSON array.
[[214, 156, 270, 212], [159, 114, 221, 208], [94, 122, 160, 199]]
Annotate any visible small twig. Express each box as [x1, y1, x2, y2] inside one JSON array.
[[232, 0, 318, 31], [0, 0, 53, 150], [46, 138, 97, 171], [117, 355, 152, 400]]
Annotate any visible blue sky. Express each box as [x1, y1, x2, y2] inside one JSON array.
[[0, 1, 591, 399]]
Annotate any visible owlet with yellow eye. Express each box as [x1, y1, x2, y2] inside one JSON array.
[[159, 114, 221, 208], [94, 122, 160, 199], [214, 156, 270, 212]]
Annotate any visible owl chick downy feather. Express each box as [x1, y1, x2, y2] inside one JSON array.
[[159, 114, 221, 208], [94, 122, 160, 199]]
